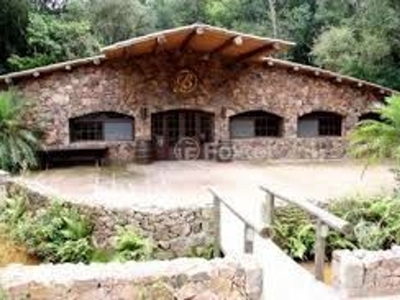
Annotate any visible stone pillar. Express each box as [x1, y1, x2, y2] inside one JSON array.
[[215, 114, 230, 141], [135, 111, 152, 140], [343, 114, 358, 136], [134, 109, 153, 164], [284, 115, 298, 138]]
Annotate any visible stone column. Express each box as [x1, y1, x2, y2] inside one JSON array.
[[134, 110, 153, 164], [343, 114, 357, 136], [284, 115, 298, 138], [135, 110, 152, 140], [215, 114, 230, 141]]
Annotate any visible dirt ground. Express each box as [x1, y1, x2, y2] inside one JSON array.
[[17, 160, 395, 211]]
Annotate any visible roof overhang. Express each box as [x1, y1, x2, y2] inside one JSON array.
[[101, 24, 295, 62], [262, 57, 395, 95]]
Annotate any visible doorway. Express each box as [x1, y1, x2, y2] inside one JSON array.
[[151, 109, 214, 160]]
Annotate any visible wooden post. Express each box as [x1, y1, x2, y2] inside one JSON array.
[[213, 195, 221, 257], [264, 192, 275, 227], [315, 219, 329, 281], [244, 223, 254, 253]]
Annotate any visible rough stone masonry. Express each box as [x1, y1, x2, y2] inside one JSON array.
[[0, 51, 386, 161], [0, 256, 263, 300], [5, 179, 215, 259], [333, 246, 400, 298]]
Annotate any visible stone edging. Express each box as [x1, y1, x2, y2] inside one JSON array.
[[333, 246, 400, 298], [0, 256, 263, 300]]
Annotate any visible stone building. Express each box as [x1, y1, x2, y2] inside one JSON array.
[[0, 24, 395, 163]]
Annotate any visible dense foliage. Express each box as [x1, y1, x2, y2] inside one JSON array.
[[274, 195, 400, 261], [349, 95, 400, 164], [0, 193, 154, 264], [1, 0, 399, 89], [0, 91, 40, 173]]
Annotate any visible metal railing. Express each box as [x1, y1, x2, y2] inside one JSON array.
[[260, 185, 352, 282], [209, 187, 271, 257]]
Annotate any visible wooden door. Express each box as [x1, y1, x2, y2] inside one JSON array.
[[151, 110, 214, 160]]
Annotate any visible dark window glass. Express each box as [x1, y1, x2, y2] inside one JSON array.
[[319, 115, 342, 136], [298, 111, 342, 137], [230, 111, 283, 138], [70, 112, 134, 142]]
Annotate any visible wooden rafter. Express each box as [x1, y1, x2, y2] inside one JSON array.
[[179, 27, 204, 52], [152, 35, 167, 54], [234, 43, 274, 63], [209, 36, 243, 56]]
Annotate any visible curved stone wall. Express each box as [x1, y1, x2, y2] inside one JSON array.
[[12, 52, 383, 161], [6, 181, 214, 259]]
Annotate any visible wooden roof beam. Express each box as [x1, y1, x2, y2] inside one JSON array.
[[234, 43, 276, 64], [179, 26, 205, 52], [152, 35, 167, 54], [209, 36, 243, 57]]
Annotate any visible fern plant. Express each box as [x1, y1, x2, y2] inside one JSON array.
[[0, 91, 40, 173], [349, 95, 400, 163], [112, 226, 153, 262]]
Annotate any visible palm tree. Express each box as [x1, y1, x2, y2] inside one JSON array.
[[349, 95, 400, 163], [0, 91, 40, 173]]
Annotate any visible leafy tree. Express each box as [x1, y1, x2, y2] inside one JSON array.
[[89, 0, 156, 45], [8, 12, 100, 70], [0, 0, 29, 73], [312, 0, 400, 89], [0, 91, 40, 173], [348, 95, 400, 163]]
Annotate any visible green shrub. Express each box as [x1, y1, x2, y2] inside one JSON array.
[[0, 91, 41, 173], [0, 196, 94, 264], [111, 226, 154, 262], [15, 202, 93, 263], [273, 195, 400, 261]]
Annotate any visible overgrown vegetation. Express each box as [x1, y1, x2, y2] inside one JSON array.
[[274, 195, 400, 261], [349, 95, 400, 164], [0, 91, 40, 174], [0, 193, 154, 264], [2, 0, 400, 89]]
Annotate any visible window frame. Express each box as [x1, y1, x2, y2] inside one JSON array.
[[297, 111, 342, 138], [229, 111, 283, 139], [69, 112, 135, 142]]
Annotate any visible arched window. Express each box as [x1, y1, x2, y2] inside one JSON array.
[[359, 112, 381, 122], [229, 111, 283, 138], [69, 112, 134, 142], [298, 111, 342, 137]]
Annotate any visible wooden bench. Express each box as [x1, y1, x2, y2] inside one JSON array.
[[38, 145, 109, 169]]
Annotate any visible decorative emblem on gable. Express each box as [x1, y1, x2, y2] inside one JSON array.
[[173, 69, 198, 94]]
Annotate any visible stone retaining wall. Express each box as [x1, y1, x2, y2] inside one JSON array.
[[333, 247, 400, 298], [0, 256, 263, 300], [4, 180, 214, 259]]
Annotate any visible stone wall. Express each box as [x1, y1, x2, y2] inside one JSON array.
[[5, 52, 382, 161], [0, 256, 263, 300], [5, 181, 214, 259], [232, 137, 345, 160], [332, 247, 400, 298]]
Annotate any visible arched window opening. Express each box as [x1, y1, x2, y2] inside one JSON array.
[[298, 111, 342, 137], [229, 111, 283, 138], [69, 112, 134, 142], [359, 112, 381, 122]]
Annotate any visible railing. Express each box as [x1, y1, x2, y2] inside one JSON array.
[[260, 185, 352, 282], [209, 187, 271, 257]]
